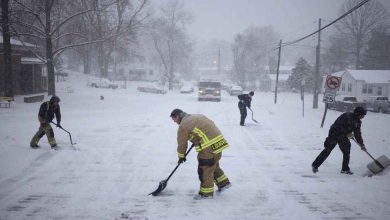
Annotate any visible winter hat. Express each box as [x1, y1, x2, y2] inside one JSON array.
[[249, 91, 254, 96], [353, 106, 367, 116], [170, 108, 183, 117]]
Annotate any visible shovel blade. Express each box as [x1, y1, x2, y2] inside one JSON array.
[[367, 155, 390, 174], [149, 180, 167, 196]]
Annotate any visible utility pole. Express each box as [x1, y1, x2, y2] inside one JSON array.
[[313, 18, 321, 109], [217, 48, 221, 74], [274, 40, 282, 104]]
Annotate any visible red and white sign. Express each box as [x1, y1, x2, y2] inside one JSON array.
[[325, 75, 342, 90]]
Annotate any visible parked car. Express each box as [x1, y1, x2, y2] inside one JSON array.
[[180, 83, 194, 93], [137, 84, 167, 94], [87, 77, 118, 89], [365, 96, 390, 113], [228, 85, 243, 96], [328, 95, 366, 112]]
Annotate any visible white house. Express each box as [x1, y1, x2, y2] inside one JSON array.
[[322, 69, 390, 101]]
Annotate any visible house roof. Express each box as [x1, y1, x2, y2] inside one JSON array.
[[21, 57, 45, 65], [0, 34, 37, 48], [346, 69, 390, 83], [269, 74, 290, 81]]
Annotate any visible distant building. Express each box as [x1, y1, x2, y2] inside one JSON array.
[[117, 64, 160, 82], [0, 34, 46, 96], [322, 69, 390, 101], [260, 65, 294, 92]]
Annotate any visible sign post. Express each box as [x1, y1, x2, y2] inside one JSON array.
[[320, 75, 342, 127]]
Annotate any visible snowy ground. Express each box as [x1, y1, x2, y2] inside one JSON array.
[[0, 71, 389, 220]]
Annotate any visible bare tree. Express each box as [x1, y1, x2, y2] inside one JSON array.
[[150, 0, 193, 90], [90, 0, 148, 78], [232, 26, 279, 89], [9, 0, 106, 95], [336, 0, 389, 69], [1, 0, 14, 96]]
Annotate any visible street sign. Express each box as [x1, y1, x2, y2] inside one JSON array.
[[323, 90, 336, 103], [325, 75, 342, 90]]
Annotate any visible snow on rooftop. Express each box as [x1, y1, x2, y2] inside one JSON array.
[[346, 69, 390, 83]]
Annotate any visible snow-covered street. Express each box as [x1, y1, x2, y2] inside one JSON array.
[[1, 72, 389, 220]]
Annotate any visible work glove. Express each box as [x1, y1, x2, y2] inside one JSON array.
[[360, 144, 366, 151], [178, 157, 186, 164], [346, 132, 353, 139], [56, 122, 62, 128]]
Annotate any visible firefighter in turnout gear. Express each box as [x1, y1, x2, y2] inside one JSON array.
[[238, 91, 254, 126], [30, 96, 62, 149], [170, 108, 231, 199], [312, 106, 367, 175]]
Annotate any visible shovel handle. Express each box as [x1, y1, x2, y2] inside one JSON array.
[[351, 137, 385, 169], [165, 144, 194, 182]]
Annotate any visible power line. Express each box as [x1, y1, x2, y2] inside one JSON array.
[[280, 0, 371, 49]]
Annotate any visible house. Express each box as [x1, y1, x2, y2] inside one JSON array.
[[0, 34, 46, 97], [322, 69, 390, 101], [261, 65, 294, 92], [116, 64, 160, 82]]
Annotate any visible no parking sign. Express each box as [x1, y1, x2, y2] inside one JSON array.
[[323, 75, 342, 103]]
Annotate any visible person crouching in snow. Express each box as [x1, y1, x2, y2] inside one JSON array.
[[238, 91, 254, 126], [30, 96, 62, 149], [311, 106, 367, 175], [170, 108, 232, 199]]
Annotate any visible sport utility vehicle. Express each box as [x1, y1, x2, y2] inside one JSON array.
[[198, 80, 221, 101], [365, 96, 390, 113]]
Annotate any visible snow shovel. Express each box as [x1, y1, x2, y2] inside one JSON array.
[[51, 122, 77, 145], [149, 144, 194, 196], [248, 108, 258, 123], [352, 137, 390, 174]]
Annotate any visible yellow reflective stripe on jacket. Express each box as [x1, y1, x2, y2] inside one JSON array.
[[194, 133, 229, 153], [178, 153, 185, 158], [215, 174, 228, 183], [200, 187, 214, 194], [193, 127, 209, 143]]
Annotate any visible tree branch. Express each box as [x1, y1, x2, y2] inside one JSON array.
[[51, 9, 94, 35]]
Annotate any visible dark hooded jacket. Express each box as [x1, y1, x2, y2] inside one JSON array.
[[38, 101, 61, 124], [330, 112, 363, 145]]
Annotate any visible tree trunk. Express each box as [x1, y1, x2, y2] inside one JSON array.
[[45, 0, 55, 96], [1, 0, 14, 97]]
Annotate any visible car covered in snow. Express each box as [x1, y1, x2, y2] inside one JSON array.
[[328, 95, 366, 112], [87, 77, 118, 89], [228, 85, 243, 96], [137, 84, 167, 94], [364, 96, 390, 113], [180, 83, 194, 93]]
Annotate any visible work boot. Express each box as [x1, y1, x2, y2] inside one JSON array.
[[193, 193, 213, 200], [217, 182, 232, 192], [312, 166, 318, 174], [51, 144, 59, 150], [340, 170, 354, 175], [30, 144, 40, 149]]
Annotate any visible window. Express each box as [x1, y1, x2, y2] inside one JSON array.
[[377, 87, 382, 95], [362, 84, 367, 93], [341, 83, 345, 91], [348, 83, 352, 92], [368, 85, 373, 94]]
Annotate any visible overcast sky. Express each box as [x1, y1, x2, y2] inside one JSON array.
[[151, 0, 390, 43]]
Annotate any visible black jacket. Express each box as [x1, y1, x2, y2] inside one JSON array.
[[38, 101, 61, 124], [238, 94, 252, 109], [329, 112, 363, 145]]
